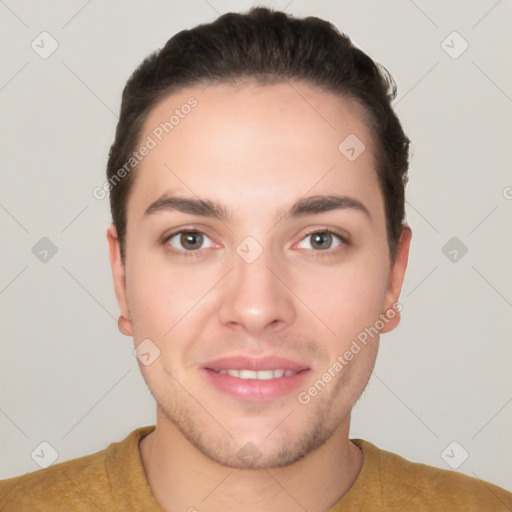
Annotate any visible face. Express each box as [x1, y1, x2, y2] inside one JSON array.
[[108, 81, 411, 469]]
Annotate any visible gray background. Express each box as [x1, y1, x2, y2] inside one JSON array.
[[1, 0, 511, 493]]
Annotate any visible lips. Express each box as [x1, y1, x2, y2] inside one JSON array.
[[215, 369, 298, 379], [202, 354, 311, 401], [203, 354, 310, 372]]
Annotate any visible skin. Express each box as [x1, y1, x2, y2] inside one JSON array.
[[107, 81, 411, 512]]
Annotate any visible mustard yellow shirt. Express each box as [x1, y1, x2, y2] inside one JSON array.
[[1, 425, 511, 511]]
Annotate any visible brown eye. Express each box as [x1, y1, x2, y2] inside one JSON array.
[[297, 230, 345, 252], [165, 230, 214, 254], [310, 232, 334, 250], [180, 232, 203, 250]]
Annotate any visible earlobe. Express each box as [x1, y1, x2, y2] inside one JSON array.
[[380, 225, 412, 334], [118, 314, 133, 336], [107, 224, 133, 337]]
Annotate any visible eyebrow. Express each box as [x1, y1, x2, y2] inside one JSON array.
[[144, 193, 371, 222]]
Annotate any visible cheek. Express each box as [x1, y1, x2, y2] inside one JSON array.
[[124, 225, 390, 349], [296, 249, 390, 343], [125, 248, 219, 341]]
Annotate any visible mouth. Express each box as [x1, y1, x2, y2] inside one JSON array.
[[210, 368, 301, 379], [202, 354, 311, 402]]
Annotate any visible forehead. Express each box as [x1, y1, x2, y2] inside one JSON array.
[[127, 81, 382, 220]]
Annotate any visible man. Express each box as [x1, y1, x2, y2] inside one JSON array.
[[1, 6, 511, 511]]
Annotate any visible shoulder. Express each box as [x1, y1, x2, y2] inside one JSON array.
[[0, 446, 110, 512], [354, 439, 512, 511], [0, 425, 155, 512]]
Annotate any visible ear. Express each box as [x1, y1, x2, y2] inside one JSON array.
[[380, 225, 412, 334], [107, 224, 133, 337]]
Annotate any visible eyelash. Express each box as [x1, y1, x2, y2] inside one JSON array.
[[162, 226, 349, 259]]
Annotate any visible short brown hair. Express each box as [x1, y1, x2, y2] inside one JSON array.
[[106, 7, 409, 262]]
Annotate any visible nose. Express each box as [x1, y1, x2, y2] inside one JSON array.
[[217, 241, 296, 337]]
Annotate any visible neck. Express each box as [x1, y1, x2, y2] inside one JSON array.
[[139, 408, 363, 512]]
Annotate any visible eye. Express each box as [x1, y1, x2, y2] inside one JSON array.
[[296, 229, 348, 253], [163, 229, 215, 256], [162, 227, 349, 258]]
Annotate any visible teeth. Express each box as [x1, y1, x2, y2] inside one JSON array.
[[217, 369, 298, 379]]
